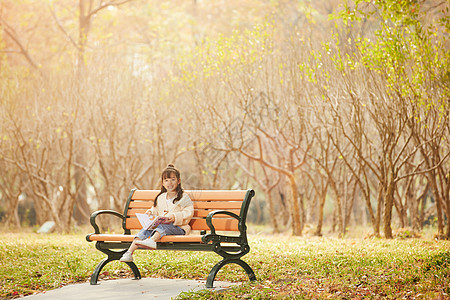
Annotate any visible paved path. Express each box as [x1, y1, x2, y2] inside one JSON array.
[[23, 278, 233, 300]]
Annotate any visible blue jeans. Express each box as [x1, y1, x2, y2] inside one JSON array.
[[136, 223, 185, 240]]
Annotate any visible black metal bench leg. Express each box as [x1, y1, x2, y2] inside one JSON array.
[[125, 261, 142, 280], [90, 257, 113, 285], [206, 258, 257, 288], [90, 256, 141, 285]]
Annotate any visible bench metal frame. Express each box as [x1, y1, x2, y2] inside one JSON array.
[[86, 189, 256, 288]]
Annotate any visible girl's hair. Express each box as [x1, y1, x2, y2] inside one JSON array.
[[154, 164, 184, 206]]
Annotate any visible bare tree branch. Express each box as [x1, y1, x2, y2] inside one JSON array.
[[87, 0, 134, 18], [0, 17, 40, 70], [48, 4, 82, 51]]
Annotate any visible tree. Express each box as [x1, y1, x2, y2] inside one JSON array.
[[330, 0, 449, 238], [237, 160, 282, 232]]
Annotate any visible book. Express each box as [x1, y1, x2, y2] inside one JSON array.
[[135, 213, 170, 230]]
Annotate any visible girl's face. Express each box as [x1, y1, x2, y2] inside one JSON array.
[[162, 172, 180, 193]]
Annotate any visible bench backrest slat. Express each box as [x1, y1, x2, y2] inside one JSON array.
[[126, 207, 241, 218], [131, 190, 247, 201], [124, 190, 249, 232]]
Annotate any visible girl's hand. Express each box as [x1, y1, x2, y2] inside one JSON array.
[[167, 214, 175, 223], [145, 209, 152, 216]]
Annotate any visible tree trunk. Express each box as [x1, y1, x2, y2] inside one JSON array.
[[288, 175, 302, 236], [405, 179, 414, 228], [437, 163, 449, 239], [4, 195, 21, 228], [73, 150, 90, 225], [254, 197, 262, 224], [343, 181, 357, 235], [315, 192, 327, 236], [361, 183, 378, 235], [427, 171, 445, 237], [393, 196, 405, 228], [411, 189, 420, 231], [329, 178, 344, 236], [445, 186, 450, 240], [265, 189, 280, 233], [375, 182, 383, 237], [383, 175, 396, 239]]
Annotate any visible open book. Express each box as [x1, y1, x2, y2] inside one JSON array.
[[135, 213, 170, 230]]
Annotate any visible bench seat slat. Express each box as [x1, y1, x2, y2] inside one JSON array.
[[88, 234, 204, 243], [125, 217, 239, 231]]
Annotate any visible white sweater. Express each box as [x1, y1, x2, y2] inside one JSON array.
[[150, 192, 194, 234]]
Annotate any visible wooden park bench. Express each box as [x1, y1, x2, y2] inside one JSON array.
[[86, 189, 256, 288]]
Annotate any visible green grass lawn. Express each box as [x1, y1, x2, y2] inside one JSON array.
[[0, 232, 449, 299]]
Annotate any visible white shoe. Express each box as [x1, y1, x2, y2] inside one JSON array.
[[119, 251, 133, 262], [135, 239, 157, 249]]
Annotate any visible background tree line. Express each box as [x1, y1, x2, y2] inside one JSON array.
[[0, 0, 448, 238]]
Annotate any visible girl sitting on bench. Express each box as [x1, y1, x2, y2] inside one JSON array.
[[120, 164, 194, 262]]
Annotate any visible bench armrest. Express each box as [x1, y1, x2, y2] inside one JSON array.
[[206, 210, 240, 234], [89, 210, 125, 234], [202, 210, 243, 244]]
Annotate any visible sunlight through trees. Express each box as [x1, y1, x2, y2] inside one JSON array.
[[0, 0, 448, 238]]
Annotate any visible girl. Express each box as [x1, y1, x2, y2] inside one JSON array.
[[120, 164, 194, 262]]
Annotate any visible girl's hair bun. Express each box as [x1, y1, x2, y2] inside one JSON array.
[[167, 164, 175, 168]]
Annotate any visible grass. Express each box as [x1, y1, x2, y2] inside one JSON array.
[[0, 231, 449, 299]]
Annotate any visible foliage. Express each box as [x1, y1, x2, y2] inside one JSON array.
[[0, 0, 449, 238], [331, 0, 449, 113], [321, 0, 450, 238], [1, 233, 450, 299]]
